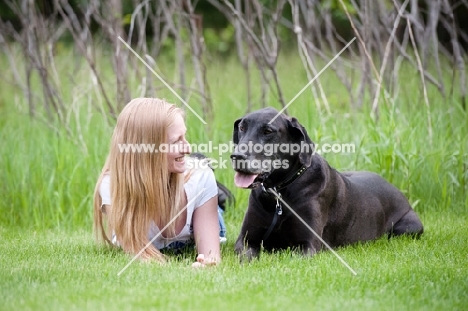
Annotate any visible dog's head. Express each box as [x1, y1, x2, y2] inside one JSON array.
[[231, 107, 314, 188]]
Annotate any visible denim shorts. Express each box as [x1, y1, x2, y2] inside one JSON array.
[[162, 206, 227, 251], [218, 206, 227, 238]]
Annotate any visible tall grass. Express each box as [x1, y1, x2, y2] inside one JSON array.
[[1, 47, 466, 230]]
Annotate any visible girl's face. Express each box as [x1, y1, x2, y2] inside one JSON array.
[[166, 114, 190, 174]]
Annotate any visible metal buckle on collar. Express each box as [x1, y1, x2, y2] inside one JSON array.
[[275, 196, 283, 215], [272, 187, 283, 215], [263, 185, 283, 216]]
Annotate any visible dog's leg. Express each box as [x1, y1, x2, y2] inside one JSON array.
[[389, 209, 424, 237]]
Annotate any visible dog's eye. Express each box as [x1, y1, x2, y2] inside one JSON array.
[[239, 125, 245, 132], [264, 129, 273, 135]]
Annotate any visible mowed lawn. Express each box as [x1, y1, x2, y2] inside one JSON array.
[[1, 211, 467, 311]]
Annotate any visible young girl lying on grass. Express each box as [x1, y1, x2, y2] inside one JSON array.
[[93, 98, 223, 267]]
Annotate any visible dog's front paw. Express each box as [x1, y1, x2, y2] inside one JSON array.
[[235, 244, 260, 263], [300, 243, 319, 257]]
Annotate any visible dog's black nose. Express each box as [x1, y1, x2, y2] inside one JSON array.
[[230, 152, 247, 160]]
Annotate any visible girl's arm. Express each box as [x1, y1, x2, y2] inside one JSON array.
[[192, 196, 221, 267]]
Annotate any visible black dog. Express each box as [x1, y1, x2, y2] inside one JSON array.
[[230, 107, 423, 260]]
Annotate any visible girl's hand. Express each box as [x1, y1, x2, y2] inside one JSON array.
[[191, 254, 218, 268]]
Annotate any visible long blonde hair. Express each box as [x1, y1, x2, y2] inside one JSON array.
[[93, 98, 186, 262]]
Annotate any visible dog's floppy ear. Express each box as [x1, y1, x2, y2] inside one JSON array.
[[233, 118, 242, 144], [288, 117, 314, 167]]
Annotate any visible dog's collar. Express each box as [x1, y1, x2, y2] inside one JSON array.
[[263, 165, 308, 192]]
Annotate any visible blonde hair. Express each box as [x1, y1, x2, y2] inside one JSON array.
[[93, 98, 186, 262]]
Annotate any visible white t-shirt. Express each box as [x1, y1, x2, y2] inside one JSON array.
[[99, 165, 218, 250]]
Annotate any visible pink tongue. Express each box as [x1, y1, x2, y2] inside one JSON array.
[[234, 172, 259, 188]]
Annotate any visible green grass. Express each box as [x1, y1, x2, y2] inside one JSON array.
[[0, 43, 467, 310], [1, 212, 467, 310]]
